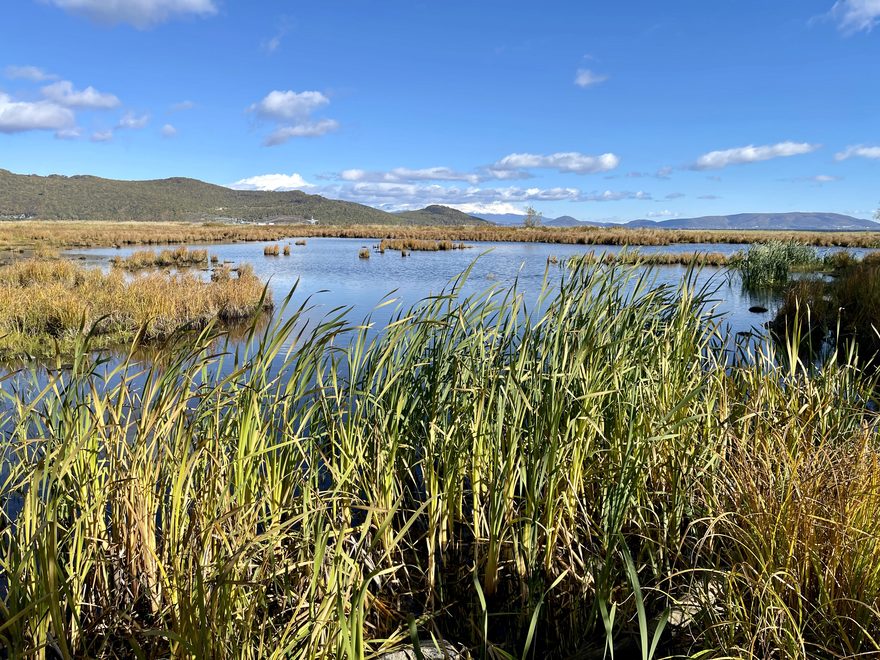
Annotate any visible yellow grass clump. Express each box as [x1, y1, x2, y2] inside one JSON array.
[[0, 258, 271, 357], [110, 246, 209, 270]]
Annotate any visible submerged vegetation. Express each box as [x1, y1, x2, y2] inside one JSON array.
[[1, 263, 880, 657], [0, 258, 271, 358]]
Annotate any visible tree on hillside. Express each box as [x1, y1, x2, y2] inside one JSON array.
[[524, 206, 543, 228]]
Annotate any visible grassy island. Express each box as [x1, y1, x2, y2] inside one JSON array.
[[0, 258, 271, 358]]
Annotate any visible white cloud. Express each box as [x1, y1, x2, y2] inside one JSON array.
[[0, 93, 75, 133], [42, 80, 120, 109], [584, 190, 652, 202], [665, 192, 686, 199], [44, 0, 218, 28], [693, 141, 819, 170], [492, 151, 620, 175], [249, 90, 338, 146], [446, 202, 526, 215], [574, 69, 608, 88], [265, 119, 339, 145], [835, 144, 880, 160], [55, 127, 82, 139], [339, 167, 482, 184], [229, 173, 314, 191], [4, 65, 57, 81], [646, 209, 681, 219], [828, 0, 880, 33], [117, 111, 150, 129], [91, 129, 114, 142], [170, 100, 195, 111], [249, 90, 329, 121], [161, 123, 177, 137]]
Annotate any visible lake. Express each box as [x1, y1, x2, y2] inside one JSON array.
[[66, 236, 880, 359]]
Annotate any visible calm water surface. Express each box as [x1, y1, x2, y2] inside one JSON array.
[[69, 238, 780, 341]]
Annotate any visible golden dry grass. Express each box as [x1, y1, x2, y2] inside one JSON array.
[[110, 246, 210, 270], [2, 220, 880, 253], [0, 258, 271, 357]]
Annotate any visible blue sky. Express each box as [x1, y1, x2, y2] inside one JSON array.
[[2, 0, 879, 221]]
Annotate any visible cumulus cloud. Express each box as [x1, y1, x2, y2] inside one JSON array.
[[4, 65, 57, 81], [492, 151, 620, 175], [42, 80, 120, 109], [161, 123, 177, 137], [447, 202, 527, 215], [44, 0, 218, 28], [583, 190, 652, 202], [91, 129, 114, 142], [693, 141, 819, 170], [248, 90, 338, 146], [265, 119, 339, 145], [229, 173, 314, 191], [574, 69, 608, 88], [0, 93, 75, 133], [339, 167, 482, 184], [828, 0, 880, 33], [835, 144, 880, 160], [249, 90, 329, 121], [117, 111, 150, 129]]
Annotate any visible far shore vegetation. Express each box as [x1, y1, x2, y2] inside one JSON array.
[[4, 220, 880, 256]]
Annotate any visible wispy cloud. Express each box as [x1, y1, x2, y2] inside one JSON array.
[[265, 119, 339, 145], [42, 80, 120, 109], [339, 167, 482, 185], [170, 100, 195, 112], [827, 0, 880, 34], [117, 111, 150, 129], [90, 129, 114, 142], [161, 123, 177, 137], [44, 0, 218, 28], [3, 65, 57, 81], [835, 144, 880, 160], [693, 141, 819, 170], [574, 69, 608, 88]]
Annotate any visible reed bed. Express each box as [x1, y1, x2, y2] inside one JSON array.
[[1, 263, 879, 658], [3, 220, 880, 253], [264, 244, 281, 257], [110, 246, 210, 271], [379, 238, 470, 252], [568, 250, 730, 267], [0, 258, 271, 358]]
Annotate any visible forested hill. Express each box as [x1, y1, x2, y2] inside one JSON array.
[[0, 169, 437, 225]]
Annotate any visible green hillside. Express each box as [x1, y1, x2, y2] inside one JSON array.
[[396, 205, 489, 225], [0, 169, 405, 225]]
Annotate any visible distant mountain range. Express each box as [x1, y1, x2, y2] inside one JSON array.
[[474, 211, 880, 231], [1, 169, 876, 231]]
